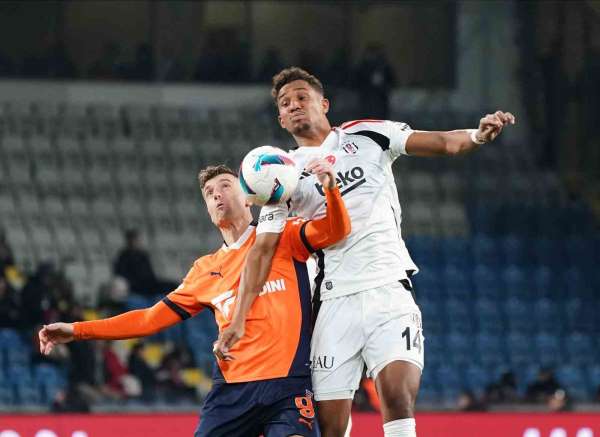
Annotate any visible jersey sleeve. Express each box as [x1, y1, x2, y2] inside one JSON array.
[[282, 186, 351, 261], [256, 203, 288, 235], [386, 120, 414, 159], [162, 260, 207, 320], [341, 119, 414, 160]]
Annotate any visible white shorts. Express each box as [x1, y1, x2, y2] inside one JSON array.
[[310, 281, 424, 401]]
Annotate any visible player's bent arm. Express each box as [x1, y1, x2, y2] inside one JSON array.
[[229, 232, 281, 327], [304, 186, 351, 250]]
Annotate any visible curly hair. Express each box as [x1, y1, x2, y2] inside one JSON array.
[[271, 66, 324, 104]]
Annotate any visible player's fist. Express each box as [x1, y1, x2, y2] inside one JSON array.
[[476, 110, 516, 143], [38, 323, 75, 355], [213, 322, 244, 361], [305, 158, 336, 189]]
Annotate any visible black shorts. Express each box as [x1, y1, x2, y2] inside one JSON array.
[[194, 376, 319, 437]]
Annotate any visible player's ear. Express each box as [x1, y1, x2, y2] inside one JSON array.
[[277, 114, 286, 129], [322, 97, 330, 114]]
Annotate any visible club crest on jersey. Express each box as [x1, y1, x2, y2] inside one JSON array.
[[325, 155, 336, 164], [342, 142, 359, 154]]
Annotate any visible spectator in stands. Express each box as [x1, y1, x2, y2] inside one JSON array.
[[103, 340, 141, 399], [526, 368, 562, 403], [128, 43, 155, 81], [156, 347, 196, 402], [20, 262, 57, 328], [547, 388, 571, 412], [0, 276, 20, 328], [113, 229, 176, 297], [456, 390, 486, 411], [98, 276, 129, 316], [0, 50, 14, 77], [0, 228, 15, 274], [128, 342, 157, 401], [87, 41, 127, 80], [258, 47, 285, 82], [51, 386, 91, 413], [485, 371, 519, 403], [354, 43, 395, 119]]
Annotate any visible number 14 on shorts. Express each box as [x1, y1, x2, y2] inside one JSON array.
[[402, 326, 423, 354]]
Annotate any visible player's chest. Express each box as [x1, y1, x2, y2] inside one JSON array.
[[293, 139, 385, 204]]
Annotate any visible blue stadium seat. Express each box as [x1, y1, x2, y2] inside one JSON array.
[[6, 347, 30, 367], [534, 332, 562, 367], [0, 328, 23, 350], [555, 365, 590, 400], [405, 237, 441, 267], [501, 235, 531, 267], [504, 298, 534, 333], [472, 265, 503, 299], [419, 299, 445, 335], [532, 238, 563, 269], [412, 265, 444, 299], [446, 332, 473, 365], [532, 266, 555, 299], [440, 238, 471, 269], [435, 364, 463, 401], [507, 332, 536, 366], [566, 333, 594, 365], [443, 266, 471, 297], [14, 380, 41, 405], [463, 364, 491, 392], [587, 364, 600, 390], [7, 365, 32, 384], [472, 235, 502, 267], [534, 299, 562, 333], [0, 382, 13, 405], [474, 298, 504, 334], [501, 266, 530, 299], [445, 298, 474, 333], [564, 298, 596, 333], [475, 333, 505, 366]]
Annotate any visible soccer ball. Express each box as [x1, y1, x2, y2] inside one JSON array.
[[239, 146, 299, 206]]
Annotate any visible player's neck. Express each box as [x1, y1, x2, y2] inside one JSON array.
[[219, 214, 253, 246], [293, 121, 331, 147]]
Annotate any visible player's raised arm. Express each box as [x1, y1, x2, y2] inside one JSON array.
[[405, 110, 516, 157], [38, 300, 181, 355]]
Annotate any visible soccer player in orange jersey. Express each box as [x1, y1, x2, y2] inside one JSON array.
[[38, 159, 350, 437]]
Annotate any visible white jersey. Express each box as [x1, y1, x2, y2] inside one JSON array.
[[257, 119, 418, 300]]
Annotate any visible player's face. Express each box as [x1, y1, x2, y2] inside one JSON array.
[[277, 80, 329, 135], [202, 174, 248, 226]]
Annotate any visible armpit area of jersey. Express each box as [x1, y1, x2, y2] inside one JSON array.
[[256, 203, 289, 234]]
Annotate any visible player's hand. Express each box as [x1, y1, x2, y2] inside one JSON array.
[[305, 158, 336, 189], [38, 323, 75, 355], [475, 110, 516, 143], [213, 322, 244, 361]]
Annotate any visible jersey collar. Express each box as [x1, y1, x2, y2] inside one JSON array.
[[222, 220, 257, 251]]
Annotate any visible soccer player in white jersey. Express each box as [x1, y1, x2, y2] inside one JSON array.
[[214, 67, 516, 437]]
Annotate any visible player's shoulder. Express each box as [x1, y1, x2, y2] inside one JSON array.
[[339, 119, 411, 133], [339, 119, 387, 131]]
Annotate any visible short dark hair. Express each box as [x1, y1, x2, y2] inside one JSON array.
[[271, 66, 324, 104], [198, 164, 237, 191]]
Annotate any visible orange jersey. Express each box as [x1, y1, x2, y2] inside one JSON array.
[[73, 186, 350, 384]]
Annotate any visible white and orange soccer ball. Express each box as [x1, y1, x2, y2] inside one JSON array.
[[239, 146, 299, 206]]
